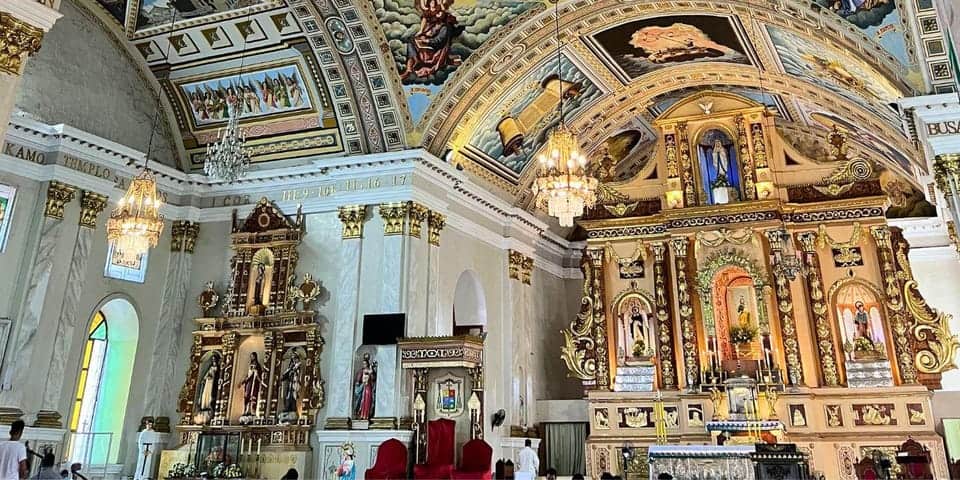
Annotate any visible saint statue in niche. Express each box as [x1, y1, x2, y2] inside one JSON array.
[[194, 353, 220, 425], [736, 296, 751, 326], [279, 350, 303, 421], [617, 296, 653, 364], [353, 353, 377, 420], [853, 301, 871, 339], [697, 129, 741, 204], [238, 352, 267, 418]]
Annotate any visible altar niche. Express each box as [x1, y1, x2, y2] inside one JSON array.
[[696, 127, 742, 205], [613, 286, 656, 366], [166, 198, 325, 480], [696, 250, 777, 386], [830, 274, 895, 387]]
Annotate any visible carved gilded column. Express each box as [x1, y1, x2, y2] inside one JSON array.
[[870, 225, 918, 384], [651, 242, 678, 389], [176, 336, 203, 425], [0, 3, 61, 148], [2, 181, 75, 408], [214, 332, 238, 425], [765, 229, 803, 386], [676, 122, 697, 207], [797, 232, 840, 386], [427, 211, 446, 247], [411, 368, 428, 463], [670, 237, 699, 390], [144, 221, 200, 421], [736, 115, 756, 200], [41, 191, 107, 413], [586, 247, 611, 390]]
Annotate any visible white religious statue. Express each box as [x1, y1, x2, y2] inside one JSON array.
[[712, 139, 729, 182], [135, 420, 169, 480]]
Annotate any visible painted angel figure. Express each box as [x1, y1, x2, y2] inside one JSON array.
[[400, 0, 463, 80]]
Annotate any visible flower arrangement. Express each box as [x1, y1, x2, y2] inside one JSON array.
[[223, 464, 243, 479], [729, 324, 758, 345], [168, 463, 197, 478]]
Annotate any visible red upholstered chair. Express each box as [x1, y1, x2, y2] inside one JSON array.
[[414, 419, 456, 479], [452, 439, 492, 480], [365, 438, 409, 480]]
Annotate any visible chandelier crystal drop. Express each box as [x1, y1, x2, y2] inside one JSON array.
[[106, 169, 165, 265], [204, 103, 251, 182], [532, 123, 599, 227]]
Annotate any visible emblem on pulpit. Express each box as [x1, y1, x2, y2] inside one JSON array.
[[435, 374, 464, 417]]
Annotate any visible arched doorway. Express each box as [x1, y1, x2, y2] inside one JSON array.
[[68, 297, 140, 465], [452, 270, 486, 336]]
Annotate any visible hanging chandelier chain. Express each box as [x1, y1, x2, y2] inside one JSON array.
[[555, 0, 562, 124]]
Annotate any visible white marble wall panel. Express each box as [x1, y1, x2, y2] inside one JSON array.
[[41, 226, 94, 409], [373, 345, 397, 418], [328, 234, 364, 419]]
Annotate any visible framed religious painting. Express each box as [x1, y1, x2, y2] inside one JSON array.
[[0, 184, 16, 252]]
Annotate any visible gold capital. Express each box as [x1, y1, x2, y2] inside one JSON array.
[[669, 237, 689, 257], [338, 205, 367, 239], [0, 13, 44, 76], [427, 211, 445, 246], [78, 191, 108, 229], [869, 225, 891, 249], [796, 231, 818, 253], [44, 181, 76, 220], [171, 220, 200, 253], [379, 202, 408, 236], [408, 202, 428, 238]]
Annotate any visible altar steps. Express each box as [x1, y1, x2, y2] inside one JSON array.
[[613, 365, 656, 392]]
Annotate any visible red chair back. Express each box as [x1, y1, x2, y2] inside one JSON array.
[[428, 418, 456, 465], [459, 439, 492, 471], [373, 438, 408, 469]]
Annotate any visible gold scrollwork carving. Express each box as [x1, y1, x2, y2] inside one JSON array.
[[677, 123, 697, 207], [797, 231, 841, 386], [379, 202, 408, 236], [751, 123, 768, 169], [338, 205, 367, 239], [560, 255, 597, 381], [871, 225, 917, 384], [587, 248, 610, 389], [78, 191, 108, 229], [427, 211, 446, 246], [0, 13, 44, 76], [408, 202, 428, 238], [671, 237, 699, 389], [665, 134, 679, 178], [44, 181, 76, 220]]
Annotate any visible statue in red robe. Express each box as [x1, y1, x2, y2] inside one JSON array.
[[353, 354, 377, 419]]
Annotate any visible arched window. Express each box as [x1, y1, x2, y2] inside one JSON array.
[[68, 298, 139, 465]]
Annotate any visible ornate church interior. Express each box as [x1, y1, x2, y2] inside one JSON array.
[[3, 0, 960, 477]]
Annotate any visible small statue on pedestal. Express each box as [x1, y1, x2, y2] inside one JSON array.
[[238, 352, 267, 423]]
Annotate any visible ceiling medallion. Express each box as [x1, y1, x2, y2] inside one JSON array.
[[531, 2, 598, 227]]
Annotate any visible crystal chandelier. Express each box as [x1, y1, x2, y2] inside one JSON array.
[[531, 1, 598, 227], [204, 11, 252, 182], [105, 12, 175, 263], [204, 105, 251, 182], [533, 124, 598, 226], [107, 170, 165, 265]]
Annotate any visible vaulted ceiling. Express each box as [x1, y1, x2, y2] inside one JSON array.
[[72, 0, 952, 199]]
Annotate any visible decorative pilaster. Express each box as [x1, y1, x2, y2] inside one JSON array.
[[508, 250, 534, 285], [338, 205, 368, 239], [144, 221, 200, 420], [407, 202, 428, 238], [736, 115, 756, 200], [468, 367, 484, 440], [427, 211, 446, 246], [586, 247, 611, 390], [213, 332, 237, 425], [870, 225, 918, 384], [651, 242, 677, 389], [765, 229, 803, 387], [670, 237, 699, 390], [2, 181, 75, 406], [751, 123, 768, 169], [797, 232, 840, 386], [379, 202, 408, 235], [40, 191, 107, 412], [411, 368, 428, 463]]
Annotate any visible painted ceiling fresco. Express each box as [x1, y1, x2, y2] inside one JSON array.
[[811, 0, 914, 70], [373, 0, 541, 125], [646, 86, 790, 120], [587, 15, 753, 83], [136, 0, 264, 30], [462, 54, 602, 177]]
